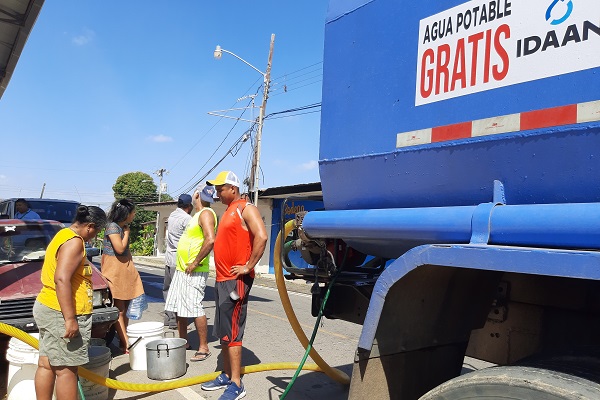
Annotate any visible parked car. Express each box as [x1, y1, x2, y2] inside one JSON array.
[[85, 241, 101, 262], [0, 219, 118, 339], [0, 198, 79, 224], [0, 198, 102, 261]]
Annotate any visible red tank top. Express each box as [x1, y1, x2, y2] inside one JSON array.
[[214, 199, 255, 281]]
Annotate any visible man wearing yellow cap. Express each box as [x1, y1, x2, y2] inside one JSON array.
[[201, 171, 267, 400]]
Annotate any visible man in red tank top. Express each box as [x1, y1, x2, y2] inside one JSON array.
[[202, 171, 267, 400]]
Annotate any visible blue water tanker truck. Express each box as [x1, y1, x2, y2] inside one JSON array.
[[281, 0, 600, 398]]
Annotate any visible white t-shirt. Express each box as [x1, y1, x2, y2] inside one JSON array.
[[165, 207, 191, 268]]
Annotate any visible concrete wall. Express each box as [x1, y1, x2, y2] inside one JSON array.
[[150, 198, 273, 274]]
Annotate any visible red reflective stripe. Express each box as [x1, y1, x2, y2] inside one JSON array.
[[397, 101, 599, 149], [431, 121, 472, 142], [230, 279, 244, 342], [520, 104, 577, 131]]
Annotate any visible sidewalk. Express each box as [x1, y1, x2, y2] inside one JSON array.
[[132, 256, 313, 295]]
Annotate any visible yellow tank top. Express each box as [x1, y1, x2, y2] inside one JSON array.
[[36, 228, 93, 314], [176, 207, 217, 273]]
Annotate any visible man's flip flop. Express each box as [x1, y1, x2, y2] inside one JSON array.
[[190, 351, 211, 362]]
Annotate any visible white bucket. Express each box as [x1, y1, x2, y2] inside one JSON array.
[[126, 321, 163, 370], [6, 333, 40, 400], [79, 346, 112, 400]]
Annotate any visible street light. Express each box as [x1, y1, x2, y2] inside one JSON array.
[[213, 34, 275, 206]]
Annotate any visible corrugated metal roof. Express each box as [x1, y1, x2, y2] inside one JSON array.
[[0, 0, 44, 99]]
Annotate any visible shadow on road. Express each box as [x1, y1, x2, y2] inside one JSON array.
[[264, 363, 353, 399]]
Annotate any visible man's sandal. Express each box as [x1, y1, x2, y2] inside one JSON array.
[[190, 351, 211, 362]]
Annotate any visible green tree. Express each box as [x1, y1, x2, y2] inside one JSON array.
[[112, 172, 158, 243], [129, 225, 155, 256], [161, 193, 174, 202]]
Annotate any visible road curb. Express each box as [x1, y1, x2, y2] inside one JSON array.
[[131, 257, 313, 296]]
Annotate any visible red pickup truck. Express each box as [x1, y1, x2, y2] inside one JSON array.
[[0, 219, 118, 339]]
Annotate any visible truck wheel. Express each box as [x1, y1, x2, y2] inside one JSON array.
[[419, 365, 600, 400]]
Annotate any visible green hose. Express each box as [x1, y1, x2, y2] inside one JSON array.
[[273, 220, 351, 385], [280, 271, 339, 399], [77, 379, 86, 399]]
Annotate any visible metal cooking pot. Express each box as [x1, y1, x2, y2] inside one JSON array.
[[145, 338, 187, 380]]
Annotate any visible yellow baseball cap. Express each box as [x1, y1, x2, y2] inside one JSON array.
[[206, 171, 240, 187]]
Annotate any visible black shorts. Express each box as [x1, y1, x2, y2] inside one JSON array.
[[213, 275, 253, 347]]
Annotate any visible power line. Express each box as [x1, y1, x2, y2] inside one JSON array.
[[271, 69, 322, 87], [271, 79, 322, 96], [270, 77, 322, 95], [271, 68, 322, 88], [271, 61, 322, 81], [266, 103, 321, 118], [168, 92, 259, 195], [267, 109, 321, 120], [171, 101, 322, 196], [167, 61, 324, 198], [180, 129, 252, 194], [0, 165, 121, 174], [167, 76, 263, 172]]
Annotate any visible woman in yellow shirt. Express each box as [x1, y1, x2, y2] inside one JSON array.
[[33, 205, 107, 400]]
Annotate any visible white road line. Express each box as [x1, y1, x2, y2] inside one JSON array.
[[135, 266, 311, 297], [252, 284, 312, 298], [175, 386, 206, 399]]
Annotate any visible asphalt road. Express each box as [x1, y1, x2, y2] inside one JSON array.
[[105, 261, 360, 400], [1, 258, 493, 400]]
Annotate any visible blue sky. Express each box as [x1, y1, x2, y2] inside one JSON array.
[[0, 1, 327, 208]]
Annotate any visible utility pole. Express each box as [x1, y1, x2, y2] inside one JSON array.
[[40, 183, 46, 199], [153, 168, 168, 256], [250, 33, 275, 206]]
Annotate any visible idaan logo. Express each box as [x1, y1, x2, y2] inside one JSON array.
[[545, 0, 573, 25]]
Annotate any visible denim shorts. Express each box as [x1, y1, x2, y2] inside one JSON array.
[[33, 301, 92, 367]]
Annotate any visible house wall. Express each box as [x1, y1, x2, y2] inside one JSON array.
[[152, 198, 273, 274]]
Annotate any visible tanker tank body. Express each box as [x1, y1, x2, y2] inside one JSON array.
[[285, 0, 600, 398]]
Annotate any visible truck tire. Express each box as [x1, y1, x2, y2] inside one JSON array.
[[419, 365, 600, 400]]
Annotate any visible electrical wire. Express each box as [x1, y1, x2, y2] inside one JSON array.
[[180, 128, 253, 194], [168, 76, 262, 172], [169, 60, 324, 197], [168, 92, 259, 196], [266, 103, 321, 118], [267, 109, 321, 120], [271, 73, 323, 91], [271, 61, 322, 81], [271, 79, 322, 96]]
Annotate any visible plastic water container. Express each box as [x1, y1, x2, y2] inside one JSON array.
[[6, 334, 39, 400], [126, 321, 164, 370], [79, 346, 112, 400], [5, 333, 44, 400]]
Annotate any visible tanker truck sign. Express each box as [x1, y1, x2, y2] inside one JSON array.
[[416, 0, 600, 105]]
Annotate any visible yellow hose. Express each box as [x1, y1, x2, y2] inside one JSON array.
[[0, 323, 322, 392], [0, 219, 349, 392], [273, 219, 351, 385]]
